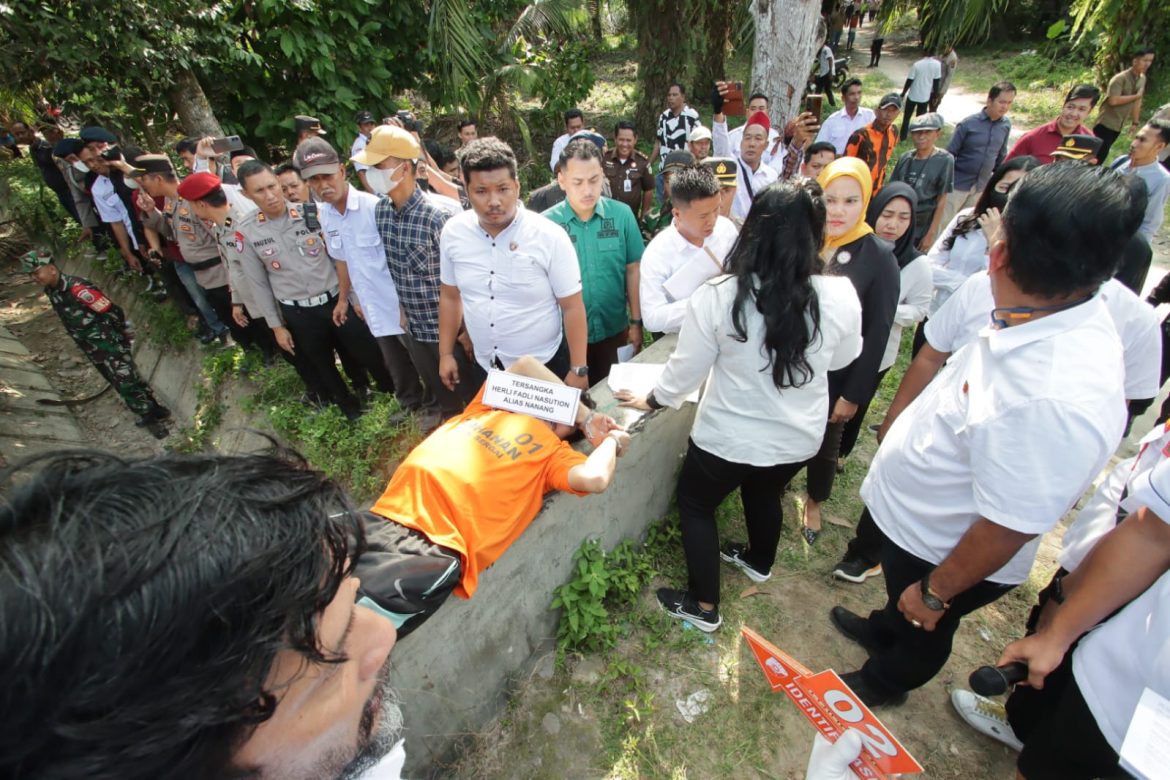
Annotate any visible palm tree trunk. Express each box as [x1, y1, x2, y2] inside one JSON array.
[[630, 0, 689, 138], [590, 0, 604, 39]]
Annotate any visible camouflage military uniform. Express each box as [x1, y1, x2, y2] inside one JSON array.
[[641, 197, 673, 243], [44, 274, 162, 418]]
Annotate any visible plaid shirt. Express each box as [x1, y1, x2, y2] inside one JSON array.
[[374, 187, 451, 343]]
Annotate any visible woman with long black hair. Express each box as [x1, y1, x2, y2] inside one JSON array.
[[799, 157, 900, 545], [616, 177, 863, 632], [837, 182, 933, 468], [911, 155, 1040, 355]]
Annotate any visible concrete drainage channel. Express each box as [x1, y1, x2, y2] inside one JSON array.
[[14, 249, 698, 775]]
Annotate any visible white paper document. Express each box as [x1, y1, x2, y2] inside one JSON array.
[[607, 362, 699, 403], [662, 254, 722, 303], [1120, 687, 1170, 780]]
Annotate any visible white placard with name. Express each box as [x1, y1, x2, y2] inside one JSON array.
[[1120, 687, 1170, 780], [482, 369, 581, 426]]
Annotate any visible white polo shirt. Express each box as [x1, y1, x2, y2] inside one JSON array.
[[1073, 452, 1170, 753], [906, 57, 942, 103], [318, 187, 404, 338], [926, 272, 1161, 401], [439, 205, 581, 370], [653, 274, 862, 466], [91, 175, 139, 250], [862, 296, 1126, 585], [640, 216, 739, 334], [816, 106, 877, 155]]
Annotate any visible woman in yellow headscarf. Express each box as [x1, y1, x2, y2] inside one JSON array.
[[799, 158, 901, 545]]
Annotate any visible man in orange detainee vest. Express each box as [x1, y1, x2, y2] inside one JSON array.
[[355, 355, 631, 637]]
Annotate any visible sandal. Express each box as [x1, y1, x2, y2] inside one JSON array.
[[801, 525, 821, 545]]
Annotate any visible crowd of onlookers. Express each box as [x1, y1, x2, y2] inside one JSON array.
[[2, 15, 1170, 779]]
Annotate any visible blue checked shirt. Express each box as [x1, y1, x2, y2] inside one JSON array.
[[374, 188, 451, 343]]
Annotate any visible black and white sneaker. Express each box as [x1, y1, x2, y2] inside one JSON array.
[[720, 541, 772, 583], [656, 587, 722, 632], [832, 558, 883, 583]]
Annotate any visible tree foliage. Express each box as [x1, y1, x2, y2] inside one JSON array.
[[1066, 0, 1168, 75], [878, 0, 1011, 51]]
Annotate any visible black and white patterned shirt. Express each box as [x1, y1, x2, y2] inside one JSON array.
[[656, 105, 700, 156]]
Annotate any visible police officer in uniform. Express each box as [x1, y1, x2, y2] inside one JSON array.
[[208, 161, 395, 419], [131, 155, 262, 348], [604, 120, 656, 220], [23, 250, 170, 431]]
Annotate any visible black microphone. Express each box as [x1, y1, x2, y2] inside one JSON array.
[[969, 663, 1028, 696]]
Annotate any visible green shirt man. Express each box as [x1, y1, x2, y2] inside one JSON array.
[[543, 140, 645, 381]]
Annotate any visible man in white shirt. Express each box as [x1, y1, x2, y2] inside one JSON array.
[[712, 112, 779, 221], [77, 143, 142, 272], [816, 78, 875, 154], [711, 87, 785, 167], [295, 137, 427, 412], [640, 166, 739, 334], [548, 108, 585, 172], [351, 110, 378, 193], [993, 452, 1170, 779], [438, 137, 590, 391], [828, 163, 1140, 708], [900, 54, 942, 140]]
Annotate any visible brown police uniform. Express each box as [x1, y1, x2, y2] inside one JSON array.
[[603, 149, 655, 219]]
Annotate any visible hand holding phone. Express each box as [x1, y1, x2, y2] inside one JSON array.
[[210, 135, 244, 154]]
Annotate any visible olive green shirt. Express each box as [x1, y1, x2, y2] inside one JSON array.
[[1097, 69, 1145, 132], [543, 196, 644, 343]]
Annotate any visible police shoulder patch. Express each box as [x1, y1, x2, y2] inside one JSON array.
[[234, 231, 245, 253]]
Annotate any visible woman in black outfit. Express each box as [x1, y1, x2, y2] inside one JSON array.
[[800, 157, 900, 544]]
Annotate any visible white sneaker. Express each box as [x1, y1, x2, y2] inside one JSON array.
[[950, 689, 1024, 752]]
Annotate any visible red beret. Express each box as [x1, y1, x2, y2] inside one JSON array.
[[745, 111, 771, 134], [176, 171, 223, 202]]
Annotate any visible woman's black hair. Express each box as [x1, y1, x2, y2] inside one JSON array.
[[724, 179, 827, 389], [0, 448, 364, 780], [945, 155, 1038, 249]]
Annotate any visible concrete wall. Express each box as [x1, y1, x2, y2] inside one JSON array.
[[391, 335, 696, 776]]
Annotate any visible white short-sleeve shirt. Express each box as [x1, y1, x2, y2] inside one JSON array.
[[862, 296, 1126, 584], [1073, 453, 1170, 753], [440, 205, 582, 369], [91, 175, 139, 250], [318, 187, 404, 338], [640, 217, 739, 334], [926, 272, 1161, 401], [906, 57, 942, 103], [653, 274, 862, 465], [351, 133, 370, 172]]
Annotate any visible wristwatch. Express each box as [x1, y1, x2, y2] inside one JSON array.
[[919, 573, 950, 612], [570, 365, 589, 377], [630, 318, 643, 326]]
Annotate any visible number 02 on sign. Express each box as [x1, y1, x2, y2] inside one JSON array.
[[741, 625, 924, 778]]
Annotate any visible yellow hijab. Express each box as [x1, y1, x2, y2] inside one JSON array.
[[817, 156, 874, 252]]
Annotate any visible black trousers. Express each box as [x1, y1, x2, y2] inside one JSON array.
[[403, 336, 480, 418], [805, 418, 846, 502], [842, 506, 884, 567], [900, 98, 930, 140], [281, 297, 394, 413], [1091, 123, 1121, 164], [676, 440, 803, 606], [869, 39, 885, 67], [376, 334, 427, 411], [839, 367, 890, 459], [857, 523, 1014, 697], [910, 318, 929, 358], [815, 74, 838, 105], [203, 284, 266, 350]]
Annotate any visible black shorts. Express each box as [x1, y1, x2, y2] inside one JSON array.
[[353, 512, 463, 639], [1008, 654, 1124, 779]]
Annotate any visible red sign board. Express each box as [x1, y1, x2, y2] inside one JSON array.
[[741, 626, 924, 778]]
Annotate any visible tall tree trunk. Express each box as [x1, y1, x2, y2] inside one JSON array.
[[589, 0, 604, 39], [751, 0, 823, 126], [167, 68, 223, 138], [696, 0, 730, 103], [630, 0, 690, 139]]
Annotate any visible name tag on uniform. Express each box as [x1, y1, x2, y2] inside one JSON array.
[[623, 178, 632, 192], [482, 369, 580, 426]]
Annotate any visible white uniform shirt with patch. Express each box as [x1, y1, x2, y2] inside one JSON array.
[[318, 187, 404, 338], [862, 296, 1126, 584], [90, 175, 139, 250], [439, 205, 581, 370]]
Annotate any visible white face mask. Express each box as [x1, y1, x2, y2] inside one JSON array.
[[124, 177, 140, 190], [72, 160, 89, 173], [365, 162, 407, 196]]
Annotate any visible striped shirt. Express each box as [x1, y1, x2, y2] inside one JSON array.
[[657, 106, 700, 159], [375, 187, 450, 343]]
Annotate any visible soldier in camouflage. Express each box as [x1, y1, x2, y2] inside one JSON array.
[[640, 149, 694, 242], [23, 250, 170, 428]]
